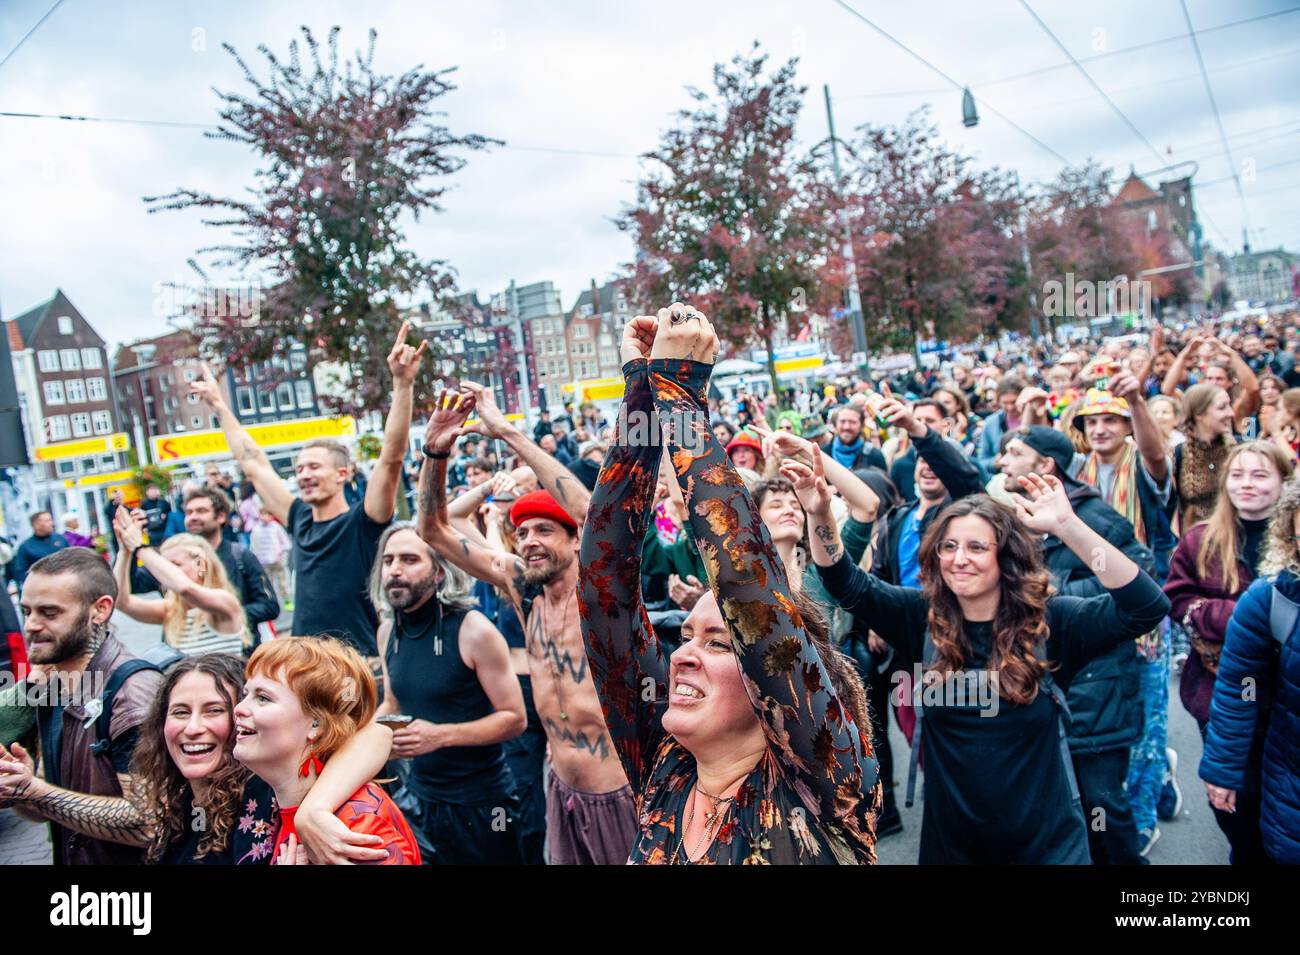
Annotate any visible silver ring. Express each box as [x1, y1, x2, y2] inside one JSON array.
[[670, 311, 688, 325]]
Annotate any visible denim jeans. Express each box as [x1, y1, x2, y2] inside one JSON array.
[[1126, 622, 1170, 833]]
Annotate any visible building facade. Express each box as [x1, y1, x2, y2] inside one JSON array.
[[113, 328, 221, 458], [1229, 248, 1297, 304], [5, 290, 127, 528]]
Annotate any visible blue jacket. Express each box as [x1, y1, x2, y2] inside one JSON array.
[[976, 410, 1011, 475], [1200, 572, 1300, 864], [13, 532, 69, 589]]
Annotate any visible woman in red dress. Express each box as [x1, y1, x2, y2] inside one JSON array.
[[233, 637, 421, 865]]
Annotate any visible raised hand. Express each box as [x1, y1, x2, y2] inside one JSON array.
[[1010, 473, 1077, 534], [423, 391, 476, 456], [387, 321, 429, 387], [621, 315, 659, 364], [1109, 371, 1141, 402], [114, 506, 144, 551], [751, 421, 813, 463], [779, 444, 833, 517], [189, 362, 227, 409], [648, 302, 720, 364], [668, 574, 706, 611], [459, 381, 512, 439]]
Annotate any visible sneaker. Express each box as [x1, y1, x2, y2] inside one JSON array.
[[1138, 826, 1161, 857], [1157, 747, 1183, 821]]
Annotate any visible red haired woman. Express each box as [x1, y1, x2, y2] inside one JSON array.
[[233, 638, 421, 865]]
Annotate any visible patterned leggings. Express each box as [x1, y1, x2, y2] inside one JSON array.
[[1126, 619, 1171, 833]]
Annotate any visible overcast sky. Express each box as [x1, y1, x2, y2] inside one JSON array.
[[1, 0, 1297, 348]]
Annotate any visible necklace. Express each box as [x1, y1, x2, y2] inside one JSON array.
[[540, 588, 577, 721], [670, 782, 736, 864]]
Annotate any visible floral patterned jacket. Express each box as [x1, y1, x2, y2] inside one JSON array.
[[578, 357, 880, 864]]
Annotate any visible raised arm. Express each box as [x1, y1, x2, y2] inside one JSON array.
[[752, 423, 880, 523], [647, 305, 878, 841], [461, 381, 590, 526], [1111, 371, 1169, 482], [365, 323, 427, 525], [415, 393, 526, 606], [189, 364, 293, 523], [578, 323, 672, 792], [781, 450, 928, 653], [1161, 336, 1202, 397], [111, 510, 165, 625]]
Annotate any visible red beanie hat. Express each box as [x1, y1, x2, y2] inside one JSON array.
[[725, 430, 765, 462], [509, 489, 578, 531]]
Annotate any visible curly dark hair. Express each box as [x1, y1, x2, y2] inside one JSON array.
[[917, 495, 1054, 706], [129, 654, 252, 864]]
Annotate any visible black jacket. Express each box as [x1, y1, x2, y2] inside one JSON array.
[[872, 427, 985, 584], [132, 537, 280, 633], [1044, 481, 1153, 754]]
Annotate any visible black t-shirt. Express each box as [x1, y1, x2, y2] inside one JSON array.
[[158, 776, 277, 865], [1242, 517, 1270, 576], [288, 498, 389, 656]]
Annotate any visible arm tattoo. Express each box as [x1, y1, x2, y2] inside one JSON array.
[[458, 536, 471, 557], [25, 782, 150, 845], [552, 475, 570, 505], [814, 523, 841, 561]]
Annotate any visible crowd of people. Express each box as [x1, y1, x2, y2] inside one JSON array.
[[1, 306, 1298, 866]]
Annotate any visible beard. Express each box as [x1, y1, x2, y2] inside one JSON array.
[[385, 572, 439, 612], [27, 608, 95, 665], [521, 549, 573, 587]]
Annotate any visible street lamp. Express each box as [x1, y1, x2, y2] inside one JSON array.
[[962, 88, 979, 128]]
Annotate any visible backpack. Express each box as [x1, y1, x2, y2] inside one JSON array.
[[87, 644, 183, 757], [903, 631, 1081, 819]]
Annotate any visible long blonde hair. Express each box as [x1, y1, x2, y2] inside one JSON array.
[[158, 533, 247, 647], [1195, 442, 1295, 593]]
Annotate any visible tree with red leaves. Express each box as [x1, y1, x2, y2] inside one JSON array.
[[145, 26, 496, 416], [841, 110, 1018, 360], [617, 44, 840, 397]]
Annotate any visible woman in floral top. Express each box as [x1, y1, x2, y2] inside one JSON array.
[[578, 304, 880, 864]]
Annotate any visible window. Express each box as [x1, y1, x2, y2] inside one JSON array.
[[276, 382, 295, 410], [210, 415, 220, 429], [572, 325, 589, 339], [191, 416, 202, 429], [289, 350, 307, 372], [56, 460, 77, 477], [295, 380, 313, 408], [81, 347, 102, 369], [183, 368, 197, 382], [92, 410, 112, 434], [65, 379, 86, 403], [86, 377, 107, 401], [57, 316, 74, 335], [46, 415, 70, 441], [258, 389, 275, 413], [60, 349, 81, 370], [71, 413, 91, 437], [187, 393, 199, 405], [236, 387, 255, 414], [98, 454, 116, 469], [43, 381, 65, 405], [38, 350, 59, 372]]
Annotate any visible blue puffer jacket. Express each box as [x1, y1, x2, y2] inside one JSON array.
[[1200, 572, 1300, 865]]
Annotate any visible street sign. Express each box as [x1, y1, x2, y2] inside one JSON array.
[[561, 377, 625, 402], [63, 468, 136, 489], [151, 415, 356, 464], [33, 433, 130, 463]]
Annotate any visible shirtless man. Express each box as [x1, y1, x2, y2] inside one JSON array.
[[417, 383, 637, 865]]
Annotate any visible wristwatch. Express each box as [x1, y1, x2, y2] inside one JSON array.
[[423, 448, 450, 460]]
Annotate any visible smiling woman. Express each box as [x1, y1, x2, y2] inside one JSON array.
[[233, 638, 421, 865], [578, 304, 880, 865]]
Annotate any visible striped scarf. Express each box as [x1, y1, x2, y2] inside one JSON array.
[[1080, 442, 1146, 546]]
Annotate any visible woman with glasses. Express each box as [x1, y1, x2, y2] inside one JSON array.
[[785, 454, 1169, 864]]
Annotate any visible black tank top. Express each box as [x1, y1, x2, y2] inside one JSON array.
[[386, 598, 514, 804]]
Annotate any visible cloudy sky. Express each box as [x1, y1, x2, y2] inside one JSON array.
[[1, 0, 1297, 348]]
